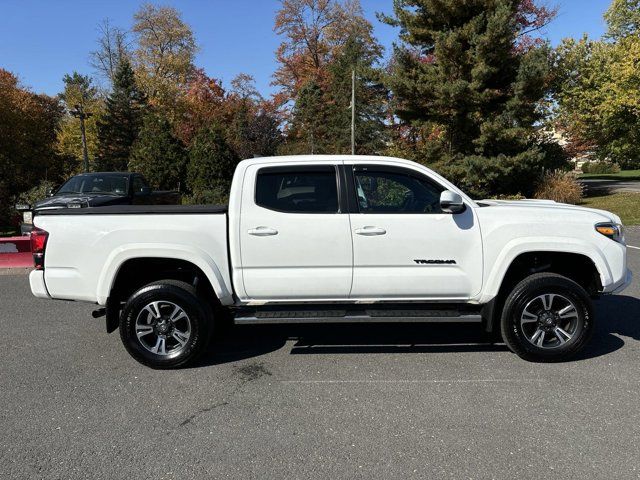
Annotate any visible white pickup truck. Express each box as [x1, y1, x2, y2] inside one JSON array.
[[29, 155, 632, 368]]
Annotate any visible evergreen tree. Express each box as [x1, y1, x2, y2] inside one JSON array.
[[95, 59, 146, 171], [186, 124, 239, 204], [326, 35, 388, 154], [383, 0, 565, 197], [128, 112, 187, 190], [226, 100, 282, 160], [285, 80, 330, 154]]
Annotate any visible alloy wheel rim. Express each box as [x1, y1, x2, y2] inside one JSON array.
[[135, 301, 192, 356], [520, 293, 579, 349]]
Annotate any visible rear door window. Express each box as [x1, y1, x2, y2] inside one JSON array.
[[255, 167, 339, 213]]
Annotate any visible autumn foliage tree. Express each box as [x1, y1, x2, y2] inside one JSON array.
[[90, 19, 131, 85], [274, 0, 386, 154], [554, 0, 640, 168], [132, 3, 198, 118], [0, 69, 63, 225], [57, 72, 103, 173]]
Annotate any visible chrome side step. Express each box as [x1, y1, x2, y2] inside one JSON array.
[[233, 306, 482, 325]]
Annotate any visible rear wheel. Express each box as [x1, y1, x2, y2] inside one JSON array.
[[500, 273, 594, 362], [119, 280, 213, 368]]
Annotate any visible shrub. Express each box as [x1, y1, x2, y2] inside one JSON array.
[[493, 193, 526, 200], [534, 170, 583, 204], [181, 187, 229, 206], [14, 180, 57, 208], [581, 161, 621, 174]]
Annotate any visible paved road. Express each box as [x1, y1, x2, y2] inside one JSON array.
[[1, 233, 640, 479], [581, 178, 640, 193]]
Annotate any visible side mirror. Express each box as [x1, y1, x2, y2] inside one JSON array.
[[440, 190, 465, 214], [47, 188, 54, 197]]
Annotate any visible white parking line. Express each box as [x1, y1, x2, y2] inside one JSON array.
[[628, 245, 640, 250], [281, 379, 543, 384]]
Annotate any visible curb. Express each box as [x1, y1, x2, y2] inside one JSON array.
[[0, 236, 32, 268]]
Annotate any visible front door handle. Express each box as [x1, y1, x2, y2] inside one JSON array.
[[248, 226, 278, 236], [355, 226, 386, 236]]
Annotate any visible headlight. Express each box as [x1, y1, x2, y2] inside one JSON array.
[[595, 222, 625, 243]]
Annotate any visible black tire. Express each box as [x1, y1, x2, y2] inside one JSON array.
[[500, 273, 594, 362], [119, 280, 213, 369]]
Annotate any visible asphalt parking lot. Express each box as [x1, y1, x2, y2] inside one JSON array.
[[1, 231, 639, 480]]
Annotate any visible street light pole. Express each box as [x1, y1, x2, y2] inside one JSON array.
[[69, 104, 93, 173], [351, 69, 355, 155]]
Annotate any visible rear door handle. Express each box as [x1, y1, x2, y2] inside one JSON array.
[[355, 226, 386, 236], [248, 226, 278, 236]]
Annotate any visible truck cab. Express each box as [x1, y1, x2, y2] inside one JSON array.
[[230, 156, 482, 302]]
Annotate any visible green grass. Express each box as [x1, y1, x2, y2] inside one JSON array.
[[579, 169, 640, 181], [580, 192, 640, 225]]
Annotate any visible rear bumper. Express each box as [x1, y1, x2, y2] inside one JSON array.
[[29, 270, 50, 299]]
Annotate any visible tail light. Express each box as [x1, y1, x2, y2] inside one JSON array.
[[30, 227, 49, 270]]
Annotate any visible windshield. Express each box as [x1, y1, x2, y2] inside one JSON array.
[[56, 174, 129, 196]]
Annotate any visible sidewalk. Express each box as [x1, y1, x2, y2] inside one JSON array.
[[0, 236, 32, 268]]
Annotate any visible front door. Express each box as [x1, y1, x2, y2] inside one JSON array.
[[348, 164, 483, 300], [239, 163, 353, 300]]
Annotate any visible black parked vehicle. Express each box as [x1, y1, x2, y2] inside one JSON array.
[[18, 172, 180, 235]]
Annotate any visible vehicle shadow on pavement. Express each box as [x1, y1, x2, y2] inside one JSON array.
[[196, 295, 640, 367], [199, 322, 507, 367], [577, 295, 640, 360]]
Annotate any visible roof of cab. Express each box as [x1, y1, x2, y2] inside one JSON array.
[[240, 154, 417, 166]]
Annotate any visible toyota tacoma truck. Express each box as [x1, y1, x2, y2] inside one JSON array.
[[28, 155, 632, 368]]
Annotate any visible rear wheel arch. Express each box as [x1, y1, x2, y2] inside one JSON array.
[[103, 257, 224, 333], [109, 257, 219, 305]]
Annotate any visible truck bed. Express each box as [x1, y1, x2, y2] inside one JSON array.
[[33, 206, 232, 305]]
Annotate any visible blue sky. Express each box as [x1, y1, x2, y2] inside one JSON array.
[[0, 0, 612, 97]]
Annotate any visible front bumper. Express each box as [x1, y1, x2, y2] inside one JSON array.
[[29, 270, 50, 299], [609, 269, 633, 295]]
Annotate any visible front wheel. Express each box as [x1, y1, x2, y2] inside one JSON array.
[[119, 280, 213, 368], [500, 273, 594, 362]]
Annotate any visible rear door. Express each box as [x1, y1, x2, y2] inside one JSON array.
[[347, 163, 483, 300], [238, 162, 353, 300]]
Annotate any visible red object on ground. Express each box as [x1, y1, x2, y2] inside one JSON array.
[[0, 252, 32, 268], [0, 236, 33, 268]]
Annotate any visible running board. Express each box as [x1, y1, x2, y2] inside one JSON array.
[[233, 305, 482, 325]]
